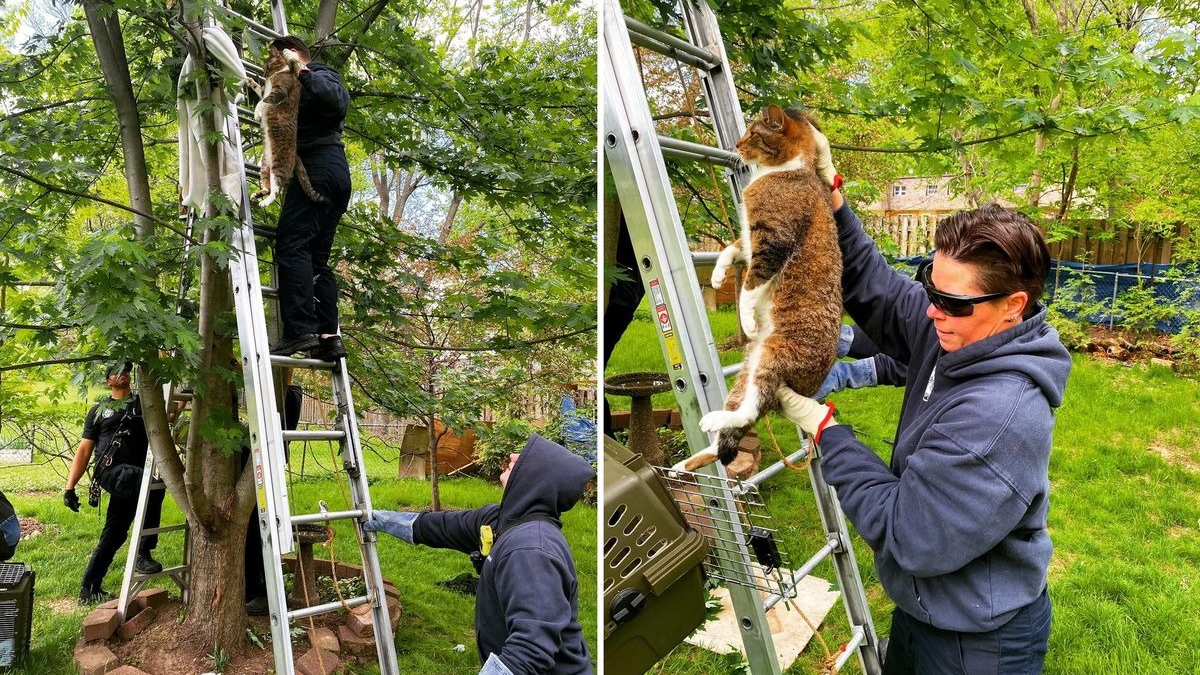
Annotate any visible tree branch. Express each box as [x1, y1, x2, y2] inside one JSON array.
[[0, 164, 197, 243], [0, 355, 114, 373]]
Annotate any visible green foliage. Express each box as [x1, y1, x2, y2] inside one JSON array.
[[473, 416, 534, 480], [1114, 282, 1177, 338]]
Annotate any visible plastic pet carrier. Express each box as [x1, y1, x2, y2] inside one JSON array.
[[603, 437, 708, 675], [0, 562, 34, 670]]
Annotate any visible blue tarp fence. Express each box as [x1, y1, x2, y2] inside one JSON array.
[[893, 256, 1200, 334]]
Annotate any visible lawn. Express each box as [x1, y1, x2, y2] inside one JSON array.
[[0, 439, 598, 675], [607, 305, 1200, 674]]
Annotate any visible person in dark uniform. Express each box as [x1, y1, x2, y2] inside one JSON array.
[[0, 490, 19, 562], [366, 436, 595, 675], [263, 36, 351, 362], [63, 362, 165, 604]]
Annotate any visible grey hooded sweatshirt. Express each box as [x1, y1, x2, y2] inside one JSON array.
[[820, 203, 1072, 633], [413, 435, 595, 674]]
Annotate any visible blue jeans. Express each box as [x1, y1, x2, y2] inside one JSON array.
[[883, 589, 1051, 675]]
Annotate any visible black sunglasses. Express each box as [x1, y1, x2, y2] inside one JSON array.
[[915, 259, 1011, 318]]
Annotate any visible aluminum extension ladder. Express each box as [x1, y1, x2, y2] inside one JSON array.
[[115, 3, 398, 674], [601, 1, 882, 673]]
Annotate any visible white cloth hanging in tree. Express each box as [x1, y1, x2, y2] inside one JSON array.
[[177, 26, 248, 209]]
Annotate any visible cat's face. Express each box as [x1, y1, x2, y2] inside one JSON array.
[[736, 105, 820, 168], [263, 47, 288, 73]]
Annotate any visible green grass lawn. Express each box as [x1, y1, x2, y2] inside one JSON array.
[[607, 304, 1200, 674], [0, 442, 597, 675]]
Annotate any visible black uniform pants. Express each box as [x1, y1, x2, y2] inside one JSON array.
[[275, 154, 351, 340], [603, 216, 645, 438], [80, 484, 165, 593], [244, 385, 302, 600]]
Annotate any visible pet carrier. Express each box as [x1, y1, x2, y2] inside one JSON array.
[[0, 562, 34, 670], [603, 437, 708, 675]]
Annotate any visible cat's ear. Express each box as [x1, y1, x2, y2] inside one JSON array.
[[762, 105, 786, 132]]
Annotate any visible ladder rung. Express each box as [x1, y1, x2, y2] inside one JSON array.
[[282, 430, 346, 442], [722, 362, 741, 377], [140, 524, 188, 536], [691, 251, 721, 266], [742, 443, 809, 491], [624, 16, 719, 70], [658, 135, 742, 168], [291, 509, 364, 525], [261, 285, 278, 298], [173, 391, 194, 402], [761, 538, 837, 612], [242, 59, 264, 76], [269, 353, 337, 370], [833, 627, 867, 672], [135, 563, 189, 580], [213, 4, 284, 39], [287, 593, 370, 621]]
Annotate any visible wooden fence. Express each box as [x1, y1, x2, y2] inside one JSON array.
[[870, 214, 1192, 266]]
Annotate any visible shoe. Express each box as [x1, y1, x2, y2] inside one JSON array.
[[245, 595, 269, 616], [269, 333, 319, 357], [135, 554, 163, 575], [78, 589, 113, 606], [313, 335, 347, 361]]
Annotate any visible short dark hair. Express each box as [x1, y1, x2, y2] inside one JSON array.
[[934, 204, 1050, 318], [270, 36, 310, 60], [105, 361, 132, 380]]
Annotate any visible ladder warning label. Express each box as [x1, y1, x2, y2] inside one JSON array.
[[649, 279, 684, 371]]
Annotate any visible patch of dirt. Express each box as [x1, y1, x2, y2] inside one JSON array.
[[1167, 525, 1192, 539], [19, 517, 44, 540], [1148, 435, 1200, 472], [437, 572, 479, 596], [106, 599, 358, 675], [49, 597, 82, 615], [1081, 326, 1180, 366]]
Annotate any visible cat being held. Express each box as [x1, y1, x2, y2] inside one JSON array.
[[678, 105, 842, 472], [245, 47, 328, 208]]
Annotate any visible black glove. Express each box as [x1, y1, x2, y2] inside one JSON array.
[[63, 488, 80, 512]]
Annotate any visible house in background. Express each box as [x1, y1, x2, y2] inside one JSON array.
[[861, 175, 982, 257]]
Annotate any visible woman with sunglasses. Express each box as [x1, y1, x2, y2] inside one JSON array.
[[776, 137, 1072, 675]]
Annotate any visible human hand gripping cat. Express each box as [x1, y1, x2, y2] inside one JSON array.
[[281, 48, 309, 73]]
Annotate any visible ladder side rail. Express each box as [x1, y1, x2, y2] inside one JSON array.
[[269, 0, 288, 35], [603, 3, 783, 673], [230, 191, 297, 675], [115, 448, 158, 621], [330, 365, 400, 675], [682, 0, 748, 156], [807, 447, 884, 673], [680, 0, 751, 230]]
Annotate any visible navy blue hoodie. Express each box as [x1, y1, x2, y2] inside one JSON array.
[[821, 204, 1071, 633], [413, 435, 595, 674]]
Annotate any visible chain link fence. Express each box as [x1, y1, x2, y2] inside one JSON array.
[[894, 256, 1200, 335]]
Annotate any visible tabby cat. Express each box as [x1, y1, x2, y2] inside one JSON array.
[[677, 105, 842, 472], [246, 49, 328, 207]]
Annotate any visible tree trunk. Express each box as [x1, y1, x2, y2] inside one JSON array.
[[314, 0, 340, 42], [427, 412, 441, 511], [439, 192, 463, 243], [182, 515, 251, 650], [82, 2, 153, 239]]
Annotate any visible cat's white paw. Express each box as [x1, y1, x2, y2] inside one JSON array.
[[711, 264, 728, 290], [700, 409, 745, 432], [258, 192, 277, 208]]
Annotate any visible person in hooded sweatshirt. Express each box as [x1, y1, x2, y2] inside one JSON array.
[[771, 139, 1071, 675], [365, 435, 595, 675], [263, 36, 352, 363]]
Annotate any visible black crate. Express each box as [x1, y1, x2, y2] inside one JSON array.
[[0, 562, 34, 670]]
